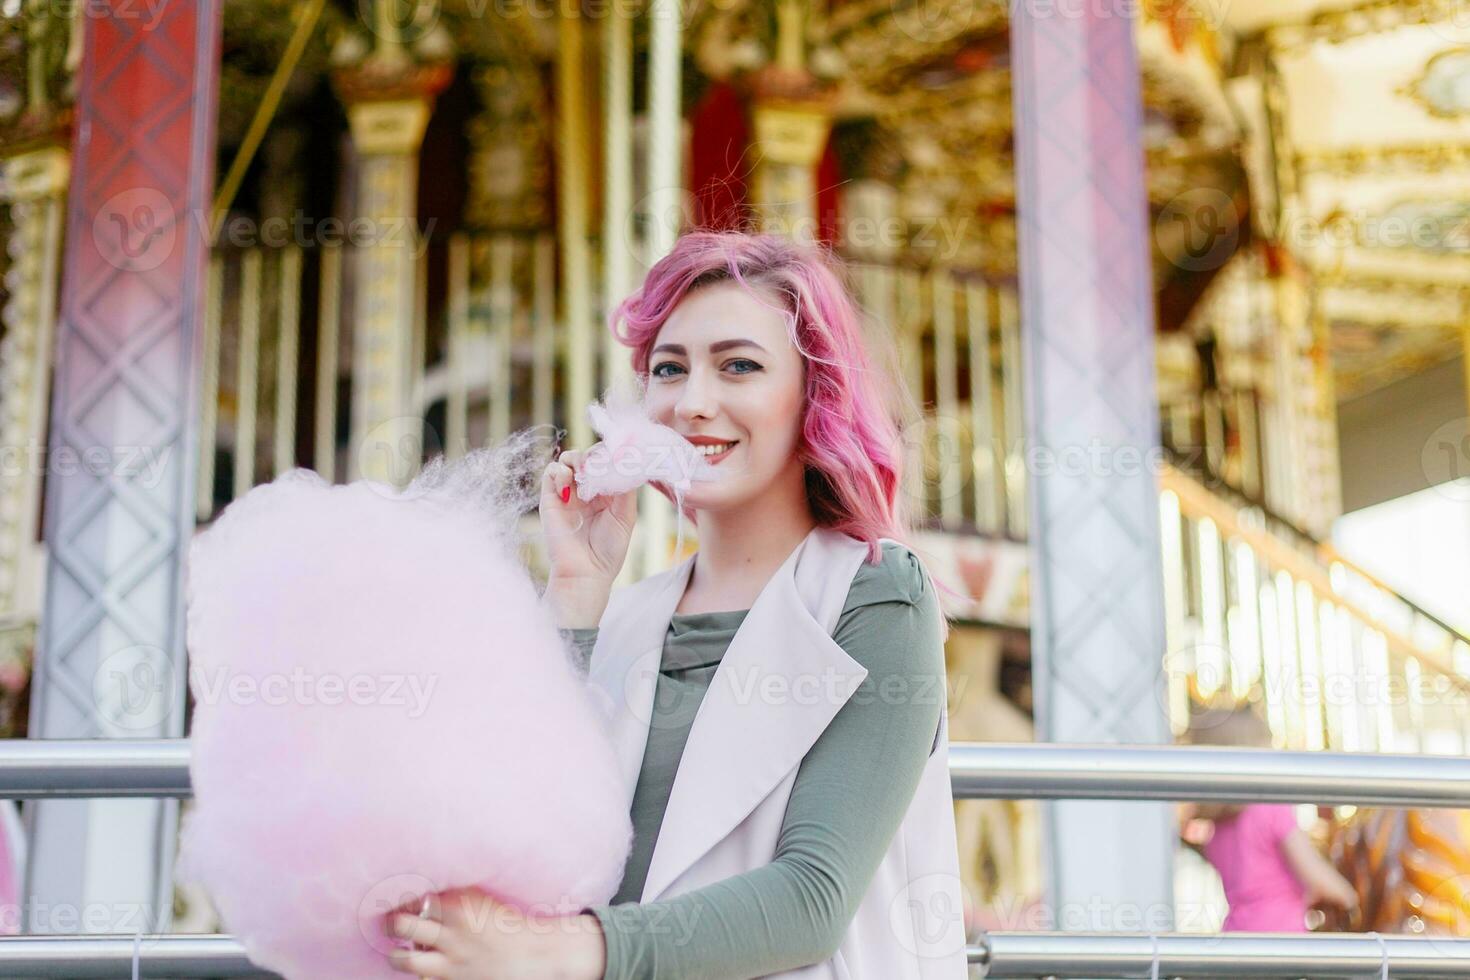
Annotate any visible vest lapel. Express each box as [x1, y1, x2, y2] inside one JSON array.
[[638, 528, 871, 902], [586, 551, 698, 804]]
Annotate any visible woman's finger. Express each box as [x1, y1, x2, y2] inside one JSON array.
[[386, 946, 451, 977], [391, 913, 445, 949], [612, 486, 638, 525], [558, 452, 586, 500], [541, 462, 574, 499]]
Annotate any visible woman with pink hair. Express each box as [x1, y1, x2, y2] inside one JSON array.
[[386, 231, 964, 979]]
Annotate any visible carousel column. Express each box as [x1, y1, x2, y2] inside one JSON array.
[[1258, 48, 1341, 537], [602, 0, 642, 588], [602, 0, 635, 394], [1267, 252, 1341, 537], [332, 55, 451, 484], [556, 5, 595, 452], [1464, 321, 1470, 424], [638, 0, 683, 573], [748, 0, 832, 244], [0, 147, 67, 632], [25, 0, 222, 932], [1008, 1, 1174, 929]]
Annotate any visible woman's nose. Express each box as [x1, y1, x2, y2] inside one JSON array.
[[674, 369, 716, 422]]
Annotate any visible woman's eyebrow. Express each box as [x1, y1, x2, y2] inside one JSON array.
[[651, 339, 769, 356]]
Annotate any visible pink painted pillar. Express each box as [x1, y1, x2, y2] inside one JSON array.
[[26, 0, 223, 932], [1009, 0, 1174, 928]]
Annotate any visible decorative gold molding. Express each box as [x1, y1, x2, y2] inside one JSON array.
[[1398, 46, 1470, 119], [828, 0, 1007, 92], [1332, 326, 1463, 400], [1259, 50, 1297, 243], [1294, 141, 1470, 174], [346, 98, 434, 155], [751, 101, 833, 166], [1255, 0, 1470, 53], [1317, 269, 1470, 297], [869, 68, 1011, 130], [0, 109, 72, 163], [1282, 198, 1470, 262], [330, 59, 453, 108], [465, 62, 552, 231], [0, 145, 69, 200]]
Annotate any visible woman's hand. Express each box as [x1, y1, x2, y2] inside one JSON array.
[[384, 885, 606, 980], [540, 448, 638, 589]]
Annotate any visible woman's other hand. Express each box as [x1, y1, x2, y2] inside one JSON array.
[[540, 448, 637, 628], [384, 885, 606, 980], [541, 448, 638, 585]]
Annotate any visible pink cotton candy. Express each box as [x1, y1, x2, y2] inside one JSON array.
[[573, 381, 721, 502], [177, 431, 632, 980]]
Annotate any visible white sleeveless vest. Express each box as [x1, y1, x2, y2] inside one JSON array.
[[584, 526, 969, 979]]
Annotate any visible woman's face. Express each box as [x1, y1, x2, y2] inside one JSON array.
[[643, 280, 807, 512]]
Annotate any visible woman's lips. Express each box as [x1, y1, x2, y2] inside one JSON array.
[[699, 442, 737, 465]]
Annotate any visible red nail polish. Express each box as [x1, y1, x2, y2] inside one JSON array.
[[561, 485, 572, 504]]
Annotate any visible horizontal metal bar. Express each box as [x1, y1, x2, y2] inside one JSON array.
[[974, 930, 1470, 978], [0, 740, 192, 798], [3, 932, 1466, 978], [0, 934, 274, 977], [5, 740, 1470, 809], [951, 743, 1470, 808]]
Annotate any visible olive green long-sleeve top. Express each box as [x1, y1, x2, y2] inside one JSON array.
[[565, 541, 946, 980]]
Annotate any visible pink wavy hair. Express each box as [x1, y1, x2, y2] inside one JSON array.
[[606, 231, 963, 634], [608, 231, 908, 559]]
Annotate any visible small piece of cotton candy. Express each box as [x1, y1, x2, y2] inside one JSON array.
[[573, 385, 722, 503]]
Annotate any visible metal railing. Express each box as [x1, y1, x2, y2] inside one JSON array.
[[6, 738, 1470, 808], [949, 742, 1470, 808], [0, 934, 268, 977], [974, 930, 1470, 976], [5, 739, 1470, 977], [4, 929, 1470, 978], [0, 739, 190, 798]]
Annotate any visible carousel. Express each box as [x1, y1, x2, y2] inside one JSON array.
[[0, 0, 1468, 974]]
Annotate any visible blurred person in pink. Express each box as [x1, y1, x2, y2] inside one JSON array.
[[1187, 706, 1359, 932], [0, 801, 21, 934]]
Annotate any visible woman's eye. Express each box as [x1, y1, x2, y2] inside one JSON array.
[[726, 359, 761, 374], [651, 362, 684, 379]]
